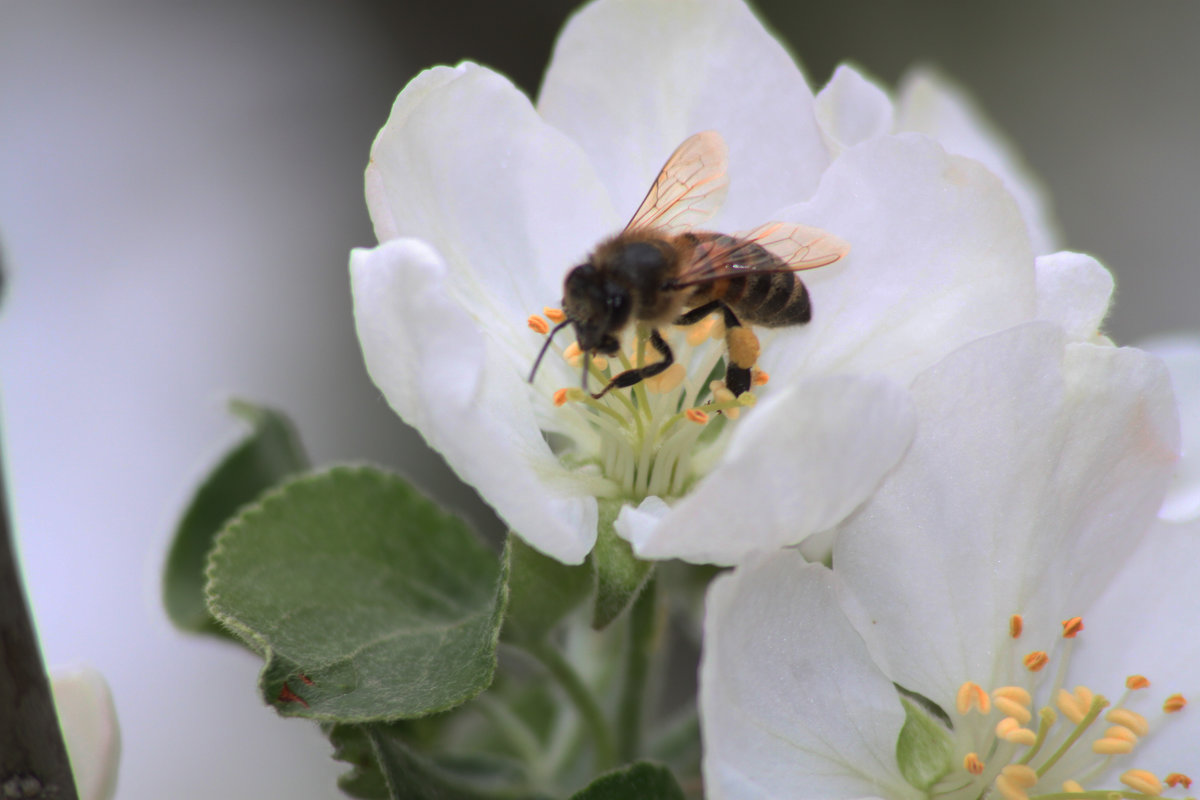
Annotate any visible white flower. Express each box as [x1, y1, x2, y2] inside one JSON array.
[[52, 666, 120, 800], [1139, 336, 1200, 522], [351, 0, 1076, 564], [701, 323, 1185, 800]]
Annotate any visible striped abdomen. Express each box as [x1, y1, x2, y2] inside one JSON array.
[[681, 233, 812, 327]]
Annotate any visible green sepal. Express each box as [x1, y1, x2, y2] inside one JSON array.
[[163, 400, 308, 638], [502, 533, 593, 643], [568, 762, 686, 800], [896, 697, 954, 791], [364, 725, 550, 800], [205, 466, 507, 722], [591, 499, 654, 630]]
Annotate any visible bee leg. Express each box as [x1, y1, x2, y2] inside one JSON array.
[[721, 306, 759, 397], [673, 300, 722, 327], [592, 328, 673, 399]]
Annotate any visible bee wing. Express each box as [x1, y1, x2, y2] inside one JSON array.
[[669, 223, 849, 289], [625, 131, 729, 235]]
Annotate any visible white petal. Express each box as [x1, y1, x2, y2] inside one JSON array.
[[351, 239, 597, 563], [894, 67, 1059, 254], [1140, 336, 1200, 522], [701, 552, 917, 800], [765, 134, 1037, 386], [815, 64, 895, 154], [833, 323, 1179, 712], [1035, 251, 1114, 341], [538, 0, 830, 232], [1068, 517, 1200, 776], [366, 62, 618, 331], [628, 374, 915, 565], [52, 666, 120, 800]]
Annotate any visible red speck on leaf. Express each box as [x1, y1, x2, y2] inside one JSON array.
[[277, 682, 310, 708]]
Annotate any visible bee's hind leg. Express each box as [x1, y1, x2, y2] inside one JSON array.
[[592, 329, 673, 399], [721, 307, 759, 397]]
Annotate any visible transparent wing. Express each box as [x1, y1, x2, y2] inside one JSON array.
[[670, 224, 849, 289], [625, 131, 729, 234]]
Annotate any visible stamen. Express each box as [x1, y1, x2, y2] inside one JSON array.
[[996, 764, 1039, 800], [685, 409, 709, 425], [1101, 724, 1139, 744], [543, 307, 566, 323], [996, 716, 1037, 745], [1010, 614, 1024, 638], [1062, 780, 1085, 793], [994, 686, 1034, 723], [563, 341, 582, 364], [752, 369, 769, 386], [685, 316, 716, 346], [1106, 708, 1150, 737], [964, 753, 985, 775], [1092, 736, 1134, 755], [1061, 617, 1085, 638], [645, 363, 686, 394], [1120, 770, 1164, 796], [528, 314, 550, 334], [1166, 774, 1193, 789], [1057, 687, 1096, 724], [1126, 675, 1151, 690], [710, 383, 740, 419], [553, 388, 569, 407], [1164, 694, 1187, 713], [1024, 651, 1050, 672], [957, 681, 992, 714], [1037, 694, 1108, 777]]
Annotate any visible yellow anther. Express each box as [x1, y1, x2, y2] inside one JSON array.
[[709, 316, 726, 340], [956, 681, 992, 714], [1103, 724, 1139, 744], [994, 686, 1033, 706], [1061, 616, 1085, 638], [996, 716, 1037, 745], [1164, 693, 1187, 713], [1120, 770, 1163, 796], [553, 388, 569, 407], [685, 316, 716, 346], [685, 409, 709, 425], [994, 698, 1033, 725], [563, 341, 582, 364], [1024, 651, 1049, 672], [1093, 736, 1135, 755], [1062, 780, 1085, 793], [1056, 686, 1098, 724], [963, 753, 985, 775], [1106, 708, 1149, 736], [1166, 773, 1193, 789], [1010, 614, 1024, 639], [528, 314, 550, 335], [645, 363, 686, 394], [752, 369, 769, 386], [543, 307, 566, 323], [1127, 675, 1151, 690], [591, 356, 608, 371], [997, 764, 1039, 800]]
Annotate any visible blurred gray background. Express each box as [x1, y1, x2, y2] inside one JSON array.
[[0, 1, 1196, 798]]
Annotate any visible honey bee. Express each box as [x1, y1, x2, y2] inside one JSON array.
[[529, 130, 849, 398]]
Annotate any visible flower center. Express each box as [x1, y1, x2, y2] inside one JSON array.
[[929, 614, 1191, 800], [527, 308, 761, 501]]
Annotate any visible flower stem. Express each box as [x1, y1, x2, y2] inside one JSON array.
[[526, 639, 617, 773], [617, 576, 658, 764]]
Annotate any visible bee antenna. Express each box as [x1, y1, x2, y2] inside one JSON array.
[[528, 319, 572, 383]]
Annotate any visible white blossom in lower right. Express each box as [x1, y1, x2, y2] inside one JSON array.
[[700, 323, 1188, 800]]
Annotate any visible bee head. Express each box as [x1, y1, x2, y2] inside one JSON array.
[[563, 262, 630, 355]]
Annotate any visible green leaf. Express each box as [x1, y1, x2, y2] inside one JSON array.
[[365, 726, 547, 800], [163, 400, 308, 637], [591, 500, 653, 629], [568, 762, 686, 800], [502, 533, 593, 642], [206, 466, 508, 722], [896, 697, 954, 791]]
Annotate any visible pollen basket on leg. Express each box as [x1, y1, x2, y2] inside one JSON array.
[[525, 310, 758, 502], [924, 614, 1194, 800]]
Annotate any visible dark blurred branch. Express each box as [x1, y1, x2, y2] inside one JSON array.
[[0, 238, 76, 796]]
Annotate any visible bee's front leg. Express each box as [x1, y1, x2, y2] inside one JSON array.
[[592, 328, 673, 399]]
